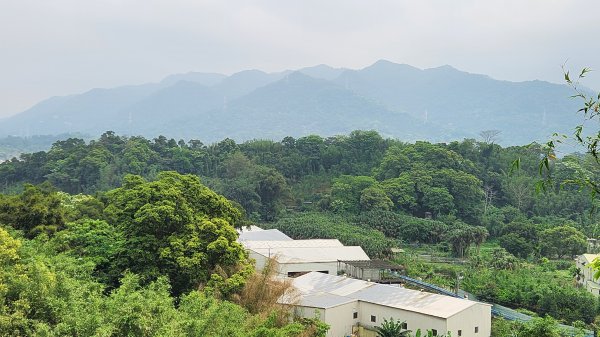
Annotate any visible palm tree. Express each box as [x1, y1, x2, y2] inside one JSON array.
[[375, 318, 411, 337], [471, 226, 489, 255]]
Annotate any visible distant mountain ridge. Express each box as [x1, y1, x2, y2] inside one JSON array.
[[0, 60, 584, 145]]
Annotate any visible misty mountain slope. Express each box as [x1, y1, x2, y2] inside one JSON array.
[[334, 60, 582, 143], [0, 83, 161, 136], [213, 69, 288, 99], [159, 72, 226, 87], [109, 81, 225, 136], [0, 60, 586, 145], [173, 72, 458, 142], [298, 64, 348, 80]]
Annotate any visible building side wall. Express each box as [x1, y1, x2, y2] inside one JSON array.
[[576, 256, 600, 296], [249, 250, 269, 271], [446, 304, 491, 337], [358, 302, 447, 335], [339, 263, 381, 281], [294, 305, 326, 322], [295, 305, 356, 337], [293, 300, 491, 337], [248, 249, 340, 278], [323, 302, 359, 337], [358, 268, 381, 281]]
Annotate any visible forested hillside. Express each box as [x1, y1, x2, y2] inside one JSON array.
[[1, 129, 599, 333], [2, 130, 597, 227]]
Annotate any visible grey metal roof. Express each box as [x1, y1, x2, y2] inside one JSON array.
[[238, 229, 293, 241], [251, 246, 370, 263], [287, 272, 481, 318], [297, 293, 356, 309], [242, 239, 343, 249]]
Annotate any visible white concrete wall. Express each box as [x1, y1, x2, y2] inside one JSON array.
[[295, 305, 346, 337], [295, 300, 491, 337], [446, 303, 491, 337], [576, 256, 600, 296], [358, 302, 447, 335], [294, 302, 359, 337], [294, 305, 326, 322], [324, 302, 360, 337], [248, 250, 339, 278], [249, 250, 269, 270]]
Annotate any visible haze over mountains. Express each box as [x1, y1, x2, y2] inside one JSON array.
[[0, 60, 583, 145]]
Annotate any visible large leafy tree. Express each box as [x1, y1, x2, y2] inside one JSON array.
[[497, 221, 539, 258], [359, 186, 394, 212], [0, 183, 65, 237], [539, 225, 587, 258], [219, 152, 289, 221], [103, 171, 251, 296], [330, 175, 378, 213], [50, 219, 123, 284]]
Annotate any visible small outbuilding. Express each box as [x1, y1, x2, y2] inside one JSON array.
[[338, 259, 404, 282]]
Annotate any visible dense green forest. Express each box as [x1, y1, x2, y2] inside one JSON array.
[[2, 130, 598, 236], [0, 172, 329, 336], [1, 130, 600, 335]]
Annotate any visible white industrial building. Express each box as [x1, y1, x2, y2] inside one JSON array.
[[283, 272, 491, 337], [237, 226, 370, 278], [242, 239, 369, 278], [576, 253, 600, 296]]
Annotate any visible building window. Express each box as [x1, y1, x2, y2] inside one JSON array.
[[371, 315, 376, 323], [475, 326, 479, 333], [287, 271, 308, 278], [353, 312, 358, 319], [401, 322, 407, 329], [458, 330, 462, 336], [431, 329, 438, 336]]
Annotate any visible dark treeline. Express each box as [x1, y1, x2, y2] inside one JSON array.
[[1, 130, 598, 256]]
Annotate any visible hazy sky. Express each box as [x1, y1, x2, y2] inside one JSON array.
[[1, 0, 599, 118]]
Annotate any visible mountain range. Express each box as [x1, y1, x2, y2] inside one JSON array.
[[0, 60, 585, 145]]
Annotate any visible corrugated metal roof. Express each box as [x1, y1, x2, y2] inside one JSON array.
[[241, 239, 343, 249], [237, 225, 265, 233], [297, 293, 356, 309], [287, 272, 480, 318], [293, 270, 372, 296], [251, 246, 370, 263], [238, 229, 293, 241]]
